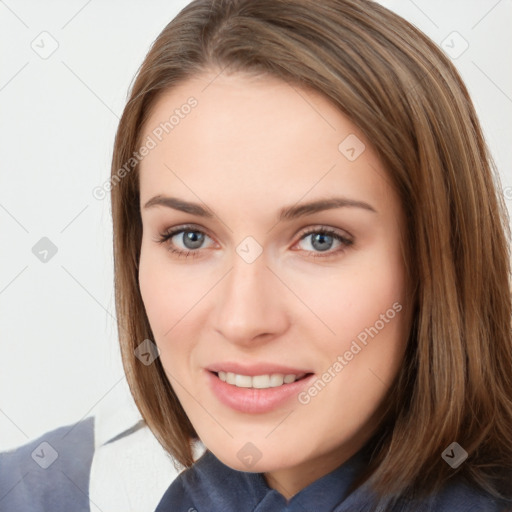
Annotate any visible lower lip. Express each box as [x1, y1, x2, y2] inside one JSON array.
[[206, 370, 315, 414]]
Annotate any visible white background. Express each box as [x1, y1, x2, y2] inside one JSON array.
[[1, 0, 511, 451]]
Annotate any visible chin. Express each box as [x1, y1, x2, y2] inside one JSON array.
[[204, 438, 306, 474]]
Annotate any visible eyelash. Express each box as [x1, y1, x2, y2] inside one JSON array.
[[155, 224, 353, 260]]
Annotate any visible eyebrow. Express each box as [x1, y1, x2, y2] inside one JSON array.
[[143, 195, 377, 220]]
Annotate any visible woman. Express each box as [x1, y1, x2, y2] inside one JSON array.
[[110, 0, 512, 510]]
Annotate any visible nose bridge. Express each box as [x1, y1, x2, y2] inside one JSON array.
[[213, 250, 286, 344]]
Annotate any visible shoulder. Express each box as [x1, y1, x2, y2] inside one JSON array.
[[0, 417, 95, 512], [385, 477, 512, 512], [426, 477, 511, 512], [0, 387, 181, 512]]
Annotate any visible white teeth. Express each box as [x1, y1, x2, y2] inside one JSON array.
[[269, 374, 284, 387], [235, 374, 252, 387], [252, 374, 270, 388], [216, 371, 305, 389]]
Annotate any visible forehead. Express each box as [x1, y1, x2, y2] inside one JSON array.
[[138, 70, 395, 218]]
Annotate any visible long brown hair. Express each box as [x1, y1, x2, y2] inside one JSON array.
[[110, 0, 512, 506]]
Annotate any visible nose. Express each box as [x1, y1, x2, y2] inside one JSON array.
[[213, 253, 289, 347]]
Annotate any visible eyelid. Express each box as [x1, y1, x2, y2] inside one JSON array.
[[292, 225, 353, 257], [154, 223, 217, 247], [296, 224, 353, 242]]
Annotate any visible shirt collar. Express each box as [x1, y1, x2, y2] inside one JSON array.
[[177, 445, 371, 512]]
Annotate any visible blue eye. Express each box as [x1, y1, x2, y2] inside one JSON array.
[[296, 228, 353, 258], [156, 226, 213, 259], [156, 224, 353, 259]]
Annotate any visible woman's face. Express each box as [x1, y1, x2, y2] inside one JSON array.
[[138, 70, 410, 495]]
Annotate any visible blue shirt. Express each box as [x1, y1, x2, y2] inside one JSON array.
[[155, 446, 511, 512]]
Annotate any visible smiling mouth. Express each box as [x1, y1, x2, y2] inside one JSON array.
[[211, 371, 313, 389]]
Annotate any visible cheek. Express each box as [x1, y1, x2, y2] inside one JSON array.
[[300, 242, 408, 409], [138, 258, 171, 337], [138, 244, 196, 348], [297, 283, 407, 446], [325, 266, 407, 406], [292, 250, 405, 350], [138, 241, 218, 389], [138, 263, 189, 390]]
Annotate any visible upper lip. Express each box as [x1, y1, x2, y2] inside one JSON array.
[[206, 362, 313, 376]]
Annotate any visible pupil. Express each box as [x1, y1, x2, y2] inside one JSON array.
[[184, 231, 204, 249], [312, 233, 332, 252]]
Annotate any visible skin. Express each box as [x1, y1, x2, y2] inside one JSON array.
[[138, 69, 411, 500]]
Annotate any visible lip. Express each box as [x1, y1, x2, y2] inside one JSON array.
[[205, 367, 316, 414], [206, 361, 312, 376]]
